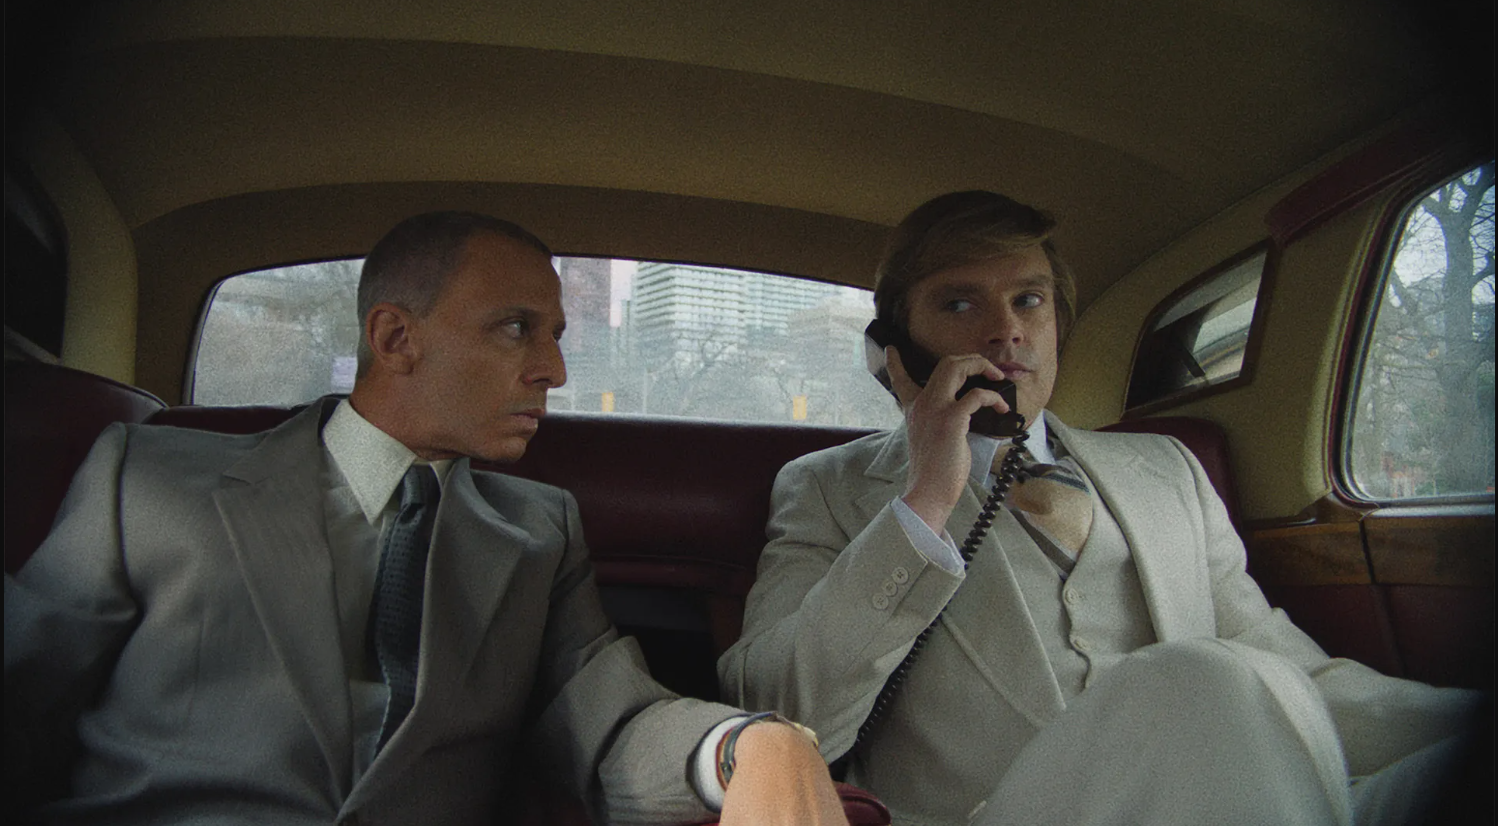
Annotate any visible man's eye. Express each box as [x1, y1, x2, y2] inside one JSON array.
[[943, 298, 974, 313], [1015, 293, 1045, 309], [500, 319, 528, 338]]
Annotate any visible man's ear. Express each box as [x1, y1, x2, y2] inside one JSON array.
[[366, 303, 420, 375]]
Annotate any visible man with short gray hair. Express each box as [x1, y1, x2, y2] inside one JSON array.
[[6, 211, 847, 826]]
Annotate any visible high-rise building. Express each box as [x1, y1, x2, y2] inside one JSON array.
[[789, 289, 875, 372], [787, 291, 900, 426], [627, 262, 843, 367]]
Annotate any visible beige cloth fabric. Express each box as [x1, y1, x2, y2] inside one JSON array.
[[976, 638, 1474, 826], [1009, 485, 1156, 700], [977, 638, 1354, 826], [720, 412, 1481, 825]]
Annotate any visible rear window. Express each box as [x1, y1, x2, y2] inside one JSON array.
[[192, 257, 900, 429]]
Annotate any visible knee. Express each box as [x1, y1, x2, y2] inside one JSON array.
[[1108, 638, 1309, 706]]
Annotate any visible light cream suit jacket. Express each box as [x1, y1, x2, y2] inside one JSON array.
[[6, 399, 735, 826], [719, 413, 1472, 825]]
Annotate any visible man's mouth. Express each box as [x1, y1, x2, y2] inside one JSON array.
[[508, 407, 547, 428]]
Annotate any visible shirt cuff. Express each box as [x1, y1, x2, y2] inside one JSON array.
[[691, 715, 748, 811], [891, 498, 965, 574]]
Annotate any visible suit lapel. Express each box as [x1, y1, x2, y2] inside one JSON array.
[[351, 461, 530, 795], [213, 398, 353, 798], [1048, 414, 1214, 640], [854, 427, 911, 516], [939, 480, 1066, 727], [857, 426, 1064, 728]]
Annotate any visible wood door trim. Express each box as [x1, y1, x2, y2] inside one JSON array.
[[1244, 496, 1493, 588]]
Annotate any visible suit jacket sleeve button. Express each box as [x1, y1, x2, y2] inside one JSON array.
[[892, 566, 909, 584], [881, 579, 897, 596], [872, 594, 890, 610]]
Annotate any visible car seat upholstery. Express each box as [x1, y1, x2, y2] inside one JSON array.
[[6, 363, 1253, 826], [4, 361, 166, 575], [9, 375, 1248, 661]]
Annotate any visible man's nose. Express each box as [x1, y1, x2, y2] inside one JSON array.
[[986, 306, 1024, 345], [528, 338, 568, 389]]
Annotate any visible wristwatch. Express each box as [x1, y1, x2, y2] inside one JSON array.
[[715, 711, 820, 787]]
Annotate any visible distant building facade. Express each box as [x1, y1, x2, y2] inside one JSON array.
[[626, 262, 843, 365]]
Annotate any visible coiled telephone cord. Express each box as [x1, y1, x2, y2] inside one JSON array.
[[853, 429, 1031, 747]]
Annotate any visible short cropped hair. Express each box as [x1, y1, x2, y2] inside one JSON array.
[[873, 191, 1077, 348], [356, 211, 553, 375]]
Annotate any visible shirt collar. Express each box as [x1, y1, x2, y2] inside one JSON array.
[[968, 410, 1054, 483], [323, 398, 454, 525]]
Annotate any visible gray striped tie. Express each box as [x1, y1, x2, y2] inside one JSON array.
[[370, 464, 440, 751]]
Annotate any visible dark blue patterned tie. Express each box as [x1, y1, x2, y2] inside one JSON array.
[[370, 464, 440, 751]]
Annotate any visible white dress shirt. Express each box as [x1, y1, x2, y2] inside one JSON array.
[[320, 399, 452, 786]]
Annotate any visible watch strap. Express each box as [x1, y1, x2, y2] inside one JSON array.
[[716, 712, 821, 788]]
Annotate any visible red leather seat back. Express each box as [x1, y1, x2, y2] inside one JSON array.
[[146, 404, 302, 434], [147, 408, 871, 579], [500, 414, 872, 584], [4, 361, 166, 575], [1097, 416, 1241, 527], [147, 404, 874, 650], [503, 414, 874, 650], [143, 408, 1241, 639], [146, 408, 1236, 556]]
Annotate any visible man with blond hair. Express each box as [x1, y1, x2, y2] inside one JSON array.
[[722, 190, 1480, 826]]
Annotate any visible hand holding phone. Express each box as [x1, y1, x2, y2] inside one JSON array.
[[864, 318, 1026, 437], [857, 321, 1039, 748]]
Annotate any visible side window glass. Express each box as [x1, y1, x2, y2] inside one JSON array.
[[192, 257, 901, 428], [1125, 247, 1268, 413], [4, 163, 69, 361], [1346, 161, 1495, 501], [192, 259, 362, 406]]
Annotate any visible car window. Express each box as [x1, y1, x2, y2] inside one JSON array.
[[192, 259, 363, 406], [1344, 161, 1495, 501], [1125, 247, 1268, 413], [192, 256, 901, 428], [4, 164, 68, 361]]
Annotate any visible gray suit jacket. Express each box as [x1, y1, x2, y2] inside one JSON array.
[[719, 413, 1473, 824], [6, 399, 735, 825]]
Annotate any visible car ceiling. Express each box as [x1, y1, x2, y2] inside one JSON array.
[[13, 0, 1485, 310]]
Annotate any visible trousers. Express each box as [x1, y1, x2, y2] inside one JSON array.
[[973, 639, 1467, 826]]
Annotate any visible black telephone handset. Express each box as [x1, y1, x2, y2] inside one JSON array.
[[854, 316, 1032, 748], [864, 318, 1026, 437]]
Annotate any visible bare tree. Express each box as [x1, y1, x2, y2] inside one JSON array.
[[1354, 163, 1495, 496]]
